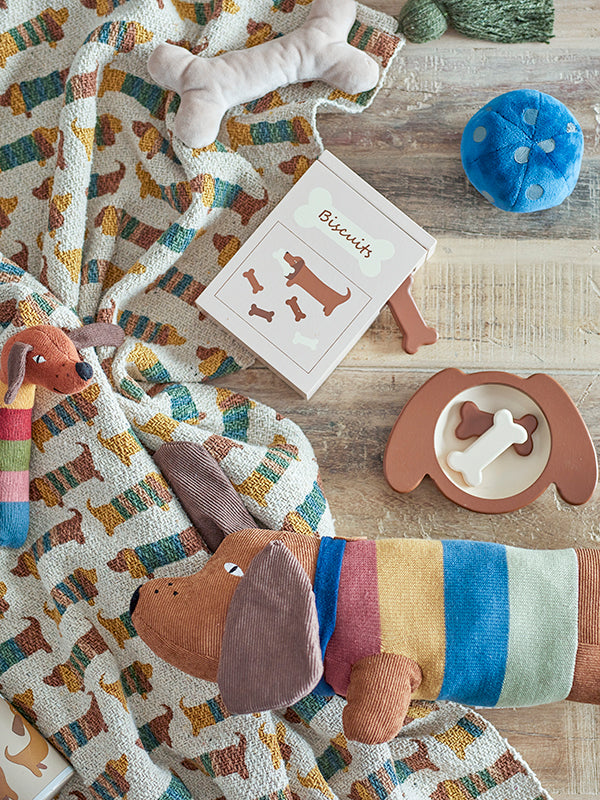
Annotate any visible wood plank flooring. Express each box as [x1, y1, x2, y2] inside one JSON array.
[[220, 3, 600, 795]]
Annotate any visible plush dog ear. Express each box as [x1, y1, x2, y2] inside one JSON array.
[[154, 441, 257, 552], [218, 540, 323, 713], [4, 341, 33, 404], [67, 322, 124, 350]]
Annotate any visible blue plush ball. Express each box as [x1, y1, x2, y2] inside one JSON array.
[[461, 90, 584, 213]]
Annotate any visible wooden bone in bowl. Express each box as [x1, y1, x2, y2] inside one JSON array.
[[383, 369, 597, 514]]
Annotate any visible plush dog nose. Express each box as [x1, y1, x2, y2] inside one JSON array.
[[75, 361, 93, 380], [130, 587, 140, 617]]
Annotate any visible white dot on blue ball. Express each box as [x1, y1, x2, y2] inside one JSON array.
[[514, 146, 530, 164], [522, 108, 538, 125], [538, 138, 555, 153], [481, 190, 495, 204], [526, 184, 544, 201], [473, 126, 487, 143], [566, 122, 577, 133]]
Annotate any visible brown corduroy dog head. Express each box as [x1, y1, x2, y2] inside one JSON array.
[[130, 442, 323, 713]]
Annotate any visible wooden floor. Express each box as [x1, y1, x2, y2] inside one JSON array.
[[223, 2, 600, 797]]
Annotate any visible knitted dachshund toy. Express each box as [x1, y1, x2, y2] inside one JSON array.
[[0, 322, 124, 548], [130, 442, 599, 745]]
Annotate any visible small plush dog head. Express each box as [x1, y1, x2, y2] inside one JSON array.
[[130, 442, 323, 712], [0, 322, 124, 404]]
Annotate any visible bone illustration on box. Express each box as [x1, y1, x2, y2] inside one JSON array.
[[242, 268, 263, 294], [456, 401, 538, 457], [285, 296, 306, 322], [294, 187, 395, 278], [447, 409, 528, 488], [248, 304, 274, 323], [284, 252, 350, 316], [293, 332, 318, 351]]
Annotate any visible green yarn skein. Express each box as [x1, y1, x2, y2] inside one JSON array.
[[397, 0, 554, 44]]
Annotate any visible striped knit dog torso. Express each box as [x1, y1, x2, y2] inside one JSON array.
[[320, 538, 580, 708], [0, 379, 34, 547]]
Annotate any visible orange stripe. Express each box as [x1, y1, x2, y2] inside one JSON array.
[[376, 538, 445, 698], [0, 381, 35, 410]]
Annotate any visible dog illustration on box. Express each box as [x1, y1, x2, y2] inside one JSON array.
[[284, 252, 350, 316]]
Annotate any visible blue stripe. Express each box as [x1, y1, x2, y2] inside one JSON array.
[[439, 540, 509, 706], [313, 537, 345, 695]]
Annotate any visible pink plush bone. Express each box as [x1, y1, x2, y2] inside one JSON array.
[[147, 0, 380, 149]]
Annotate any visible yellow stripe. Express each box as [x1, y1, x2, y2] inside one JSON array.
[[376, 538, 445, 699], [0, 381, 35, 410]]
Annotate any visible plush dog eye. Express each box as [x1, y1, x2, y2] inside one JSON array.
[[224, 562, 244, 577], [32, 355, 46, 364]]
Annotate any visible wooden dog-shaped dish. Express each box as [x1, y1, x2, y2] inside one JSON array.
[[130, 442, 600, 744]]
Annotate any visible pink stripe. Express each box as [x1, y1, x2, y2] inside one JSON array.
[[324, 539, 381, 696], [0, 470, 30, 501], [0, 408, 32, 440]]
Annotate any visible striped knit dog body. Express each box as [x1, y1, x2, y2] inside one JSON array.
[[130, 528, 600, 744], [0, 323, 123, 547], [0, 380, 35, 546]]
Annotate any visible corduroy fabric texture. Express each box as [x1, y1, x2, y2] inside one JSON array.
[[397, 0, 554, 44], [343, 652, 422, 745], [568, 549, 600, 704], [153, 441, 256, 551], [0, 0, 554, 796]]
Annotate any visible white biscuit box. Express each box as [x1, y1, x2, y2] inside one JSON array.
[[198, 151, 436, 399]]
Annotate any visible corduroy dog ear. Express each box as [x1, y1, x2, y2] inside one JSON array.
[[218, 540, 323, 713], [154, 441, 257, 552], [67, 322, 125, 350], [4, 341, 32, 404]]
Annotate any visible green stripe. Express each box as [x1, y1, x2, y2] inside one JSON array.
[[10, 27, 26, 50], [497, 547, 579, 707], [22, 20, 41, 45], [0, 439, 31, 471]]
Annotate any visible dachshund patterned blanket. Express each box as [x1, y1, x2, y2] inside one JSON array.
[[0, 0, 552, 798]]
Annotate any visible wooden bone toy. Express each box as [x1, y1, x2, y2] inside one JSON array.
[[130, 441, 600, 745], [0, 322, 124, 547], [146, 0, 380, 149]]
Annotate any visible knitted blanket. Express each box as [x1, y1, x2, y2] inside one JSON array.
[[0, 0, 552, 798]]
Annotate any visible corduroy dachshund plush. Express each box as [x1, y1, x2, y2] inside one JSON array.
[[0, 322, 124, 547], [130, 442, 600, 745]]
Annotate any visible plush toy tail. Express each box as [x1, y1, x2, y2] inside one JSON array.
[[397, 0, 554, 44], [0, 382, 34, 548]]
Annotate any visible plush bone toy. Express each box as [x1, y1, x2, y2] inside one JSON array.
[[0, 322, 124, 547], [130, 442, 600, 745], [147, 0, 380, 149]]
